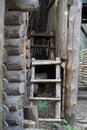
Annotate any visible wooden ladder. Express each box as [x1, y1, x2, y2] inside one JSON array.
[[29, 57, 61, 122]]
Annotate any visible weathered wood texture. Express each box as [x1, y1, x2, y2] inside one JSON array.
[[5, 70, 26, 82], [5, 11, 27, 25], [5, 38, 26, 55], [65, 0, 82, 126], [3, 78, 9, 91], [8, 126, 22, 130], [6, 0, 38, 11], [23, 120, 36, 128], [6, 110, 23, 125], [6, 82, 25, 95], [3, 104, 9, 121], [6, 54, 26, 70], [4, 10, 27, 130], [2, 120, 9, 130], [5, 25, 27, 38], [0, 0, 5, 129], [5, 96, 23, 111], [3, 64, 7, 77], [24, 106, 39, 128], [3, 48, 8, 63], [56, 0, 68, 59]]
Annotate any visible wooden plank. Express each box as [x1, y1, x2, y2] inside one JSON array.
[[0, 1, 4, 127], [39, 118, 61, 122], [29, 97, 60, 101], [65, 0, 82, 126], [32, 60, 61, 66], [31, 79, 61, 83]]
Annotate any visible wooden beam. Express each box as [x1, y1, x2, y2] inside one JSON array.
[[0, 0, 5, 129], [65, 0, 82, 126]]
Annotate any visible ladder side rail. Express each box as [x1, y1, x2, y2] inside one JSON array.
[[30, 58, 35, 106], [55, 57, 61, 119]]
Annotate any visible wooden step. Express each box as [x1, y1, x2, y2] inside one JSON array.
[[32, 60, 61, 66], [31, 79, 61, 83], [39, 118, 61, 122], [29, 97, 60, 101]]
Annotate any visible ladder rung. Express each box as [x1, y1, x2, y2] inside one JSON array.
[[32, 60, 61, 66], [29, 97, 60, 101], [30, 33, 55, 38], [39, 118, 61, 122], [31, 79, 61, 83]]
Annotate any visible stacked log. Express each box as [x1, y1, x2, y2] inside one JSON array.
[[79, 49, 87, 84], [3, 10, 28, 130], [82, 49, 87, 83]]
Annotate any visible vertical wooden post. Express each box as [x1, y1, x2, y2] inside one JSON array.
[[0, 0, 5, 129], [55, 0, 68, 59], [55, 57, 61, 119], [30, 58, 35, 106], [65, 0, 82, 126]]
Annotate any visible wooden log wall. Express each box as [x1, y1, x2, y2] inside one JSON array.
[[79, 49, 87, 84], [3, 10, 28, 130]]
